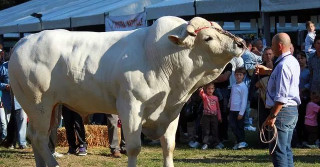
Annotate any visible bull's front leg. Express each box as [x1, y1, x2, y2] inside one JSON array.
[[117, 97, 142, 167], [160, 114, 180, 167]]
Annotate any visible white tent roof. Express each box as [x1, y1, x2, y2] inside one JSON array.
[[1, 0, 318, 34], [261, 0, 320, 12], [196, 0, 259, 15], [146, 0, 194, 20], [146, 0, 260, 20], [0, 0, 162, 34]]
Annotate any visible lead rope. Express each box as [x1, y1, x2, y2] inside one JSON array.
[[242, 37, 278, 155], [249, 50, 278, 155], [260, 122, 278, 155]]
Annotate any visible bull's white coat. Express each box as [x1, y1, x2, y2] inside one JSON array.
[[9, 16, 244, 167]]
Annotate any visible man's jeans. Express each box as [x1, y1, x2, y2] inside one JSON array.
[[106, 114, 120, 152], [0, 107, 10, 140], [15, 109, 27, 146], [270, 106, 298, 167], [244, 101, 252, 127]]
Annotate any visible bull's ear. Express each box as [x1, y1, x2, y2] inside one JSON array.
[[168, 35, 184, 46]]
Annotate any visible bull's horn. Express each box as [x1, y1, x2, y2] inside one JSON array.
[[188, 17, 212, 34], [187, 25, 197, 36]]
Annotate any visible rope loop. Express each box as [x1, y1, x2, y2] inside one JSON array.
[[259, 122, 278, 155]]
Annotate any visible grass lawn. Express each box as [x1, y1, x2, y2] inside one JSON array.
[[1, 137, 320, 167], [1, 114, 320, 167]]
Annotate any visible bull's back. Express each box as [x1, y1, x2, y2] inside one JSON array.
[[9, 29, 148, 115]]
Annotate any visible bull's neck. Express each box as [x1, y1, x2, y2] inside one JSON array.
[[167, 52, 228, 107], [159, 51, 211, 104], [147, 44, 226, 105]]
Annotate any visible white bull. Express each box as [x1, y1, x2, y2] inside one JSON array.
[[8, 16, 244, 167]]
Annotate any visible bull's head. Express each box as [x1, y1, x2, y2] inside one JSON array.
[[168, 17, 245, 62]]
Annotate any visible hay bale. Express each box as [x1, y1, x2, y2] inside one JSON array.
[[57, 127, 68, 147], [57, 125, 120, 147]]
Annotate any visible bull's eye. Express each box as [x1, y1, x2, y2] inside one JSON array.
[[205, 36, 213, 42]]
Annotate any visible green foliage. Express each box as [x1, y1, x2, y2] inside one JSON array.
[[0, 0, 29, 10]]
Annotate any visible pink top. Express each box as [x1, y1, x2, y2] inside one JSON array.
[[199, 89, 221, 120], [305, 102, 320, 126]]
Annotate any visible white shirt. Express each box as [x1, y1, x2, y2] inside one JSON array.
[[230, 82, 248, 116], [305, 31, 316, 54], [229, 57, 244, 87]]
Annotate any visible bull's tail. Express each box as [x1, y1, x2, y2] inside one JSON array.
[[49, 103, 62, 133]]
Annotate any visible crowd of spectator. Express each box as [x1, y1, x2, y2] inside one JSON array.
[[180, 21, 320, 151]]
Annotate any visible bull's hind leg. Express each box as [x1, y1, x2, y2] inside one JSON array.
[[28, 121, 59, 167], [28, 124, 45, 167], [27, 105, 59, 167], [160, 115, 180, 167], [117, 97, 142, 167]]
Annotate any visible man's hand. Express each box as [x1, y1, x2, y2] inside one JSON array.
[[264, 116, 276, 127], [264, 102, 284, 127], [5, 84, 10, 91], [255, 64, 271, 75], [237, 114, 243, 120]]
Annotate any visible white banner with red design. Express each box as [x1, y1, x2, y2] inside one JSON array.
[[105, 12, 146, 32]]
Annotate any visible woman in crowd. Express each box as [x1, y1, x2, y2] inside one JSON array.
[[296, 51, 310, 147]]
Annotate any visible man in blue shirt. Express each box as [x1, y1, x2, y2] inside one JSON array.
[[0, 60, 28, 149], [256, 33, 300, 167]]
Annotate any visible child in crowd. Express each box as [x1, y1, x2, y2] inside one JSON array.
[[304, 91, 320, 148], [199, 82, 223, 150], [229, 67, 248, 150], [304, 21, 316, 58]]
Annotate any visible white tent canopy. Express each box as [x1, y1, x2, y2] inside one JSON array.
[[0, 0, 162, 34], [196, 0, 259, 15], [146, 0, 194, 20], [1, 0, 319, 34], [261, 0, 320, 12], [146, 0, 260, 20]]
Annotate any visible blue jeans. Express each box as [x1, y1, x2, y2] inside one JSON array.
[[270, 106, 298, 167], [15, 109, 27, 146], [244, 101, 252, 126], [0, 107, 9, 140]]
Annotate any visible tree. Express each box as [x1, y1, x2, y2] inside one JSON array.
[[0, 0, 30, 10]]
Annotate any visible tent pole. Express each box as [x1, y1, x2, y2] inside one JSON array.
[[262, 12, 271, 46], [70, 17, 73, 31], [104, 13, 109, 32], [194, 0, 197, 16]]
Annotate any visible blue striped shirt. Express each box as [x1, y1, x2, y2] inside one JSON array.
[[266, 51, 301, 108], [0, 62, 22, 110]]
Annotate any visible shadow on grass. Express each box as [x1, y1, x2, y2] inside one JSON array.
[[294, 155, 320, 163], [173, 154, 270, 164], [0, 149, 31, 154], [99, 152, 114, 157], [0, 149, 34, 159], [172, 154, 320, 164]]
